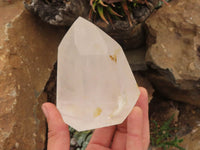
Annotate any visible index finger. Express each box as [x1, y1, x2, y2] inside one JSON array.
[[136, 87, 150, 149], [86, 126, 116, 150]]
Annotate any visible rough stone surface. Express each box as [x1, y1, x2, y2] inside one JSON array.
[[0, 4, 66, 149], [0, 0, 24, 44], [145, 0, 200, 106], [179, 126, 200, 150]]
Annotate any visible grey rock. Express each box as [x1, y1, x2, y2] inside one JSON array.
[[145, 0, 200, 106]]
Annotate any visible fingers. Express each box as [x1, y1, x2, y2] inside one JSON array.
[[87, 87, 149, 150], [126, 106, 143, 150], [111, 120, 127, 150], [86, 126, 116, 150], [42, 102, 70, 150], [86, 144, 111, 150], [136, 87, 150, 149]]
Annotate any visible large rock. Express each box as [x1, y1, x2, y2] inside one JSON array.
[[145, 0, 200, 106], [179, 126, 200, 150], [0, 3, 66, 149]]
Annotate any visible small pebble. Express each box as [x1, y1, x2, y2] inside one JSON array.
[[189, 62, 195, 71], [191, 110, 196, 114], [70, 138, 77, 146]]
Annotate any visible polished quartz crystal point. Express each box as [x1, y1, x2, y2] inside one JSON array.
[[57, 17, 140, 131]]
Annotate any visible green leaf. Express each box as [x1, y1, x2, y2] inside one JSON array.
[[97, 5, 109, 24], [150, 114, 185, 150], [92, 1, 97, 12], [107, 6, 123, 17]]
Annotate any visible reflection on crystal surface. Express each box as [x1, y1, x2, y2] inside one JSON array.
[[57, 17, 140, 131]]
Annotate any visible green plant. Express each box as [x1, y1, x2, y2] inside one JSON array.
[[69, 126, 93, 150], [150, 114, 185, 150], [89, 0, 141, 25], [89, 0, 169, 25]]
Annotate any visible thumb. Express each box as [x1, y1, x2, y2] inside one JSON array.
[[42, 102, 70, 150]]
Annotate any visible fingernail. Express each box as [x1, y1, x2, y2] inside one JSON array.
[[133, 106, 142, 112], [41, 104, 49, 118]]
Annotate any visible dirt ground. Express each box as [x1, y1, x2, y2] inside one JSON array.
[[149, 95, 200, 137]]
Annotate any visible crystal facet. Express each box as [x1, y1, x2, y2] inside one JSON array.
[[57, 17, 140, 131]]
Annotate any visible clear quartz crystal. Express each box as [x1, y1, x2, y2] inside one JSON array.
[[57, 17, 140, 131]]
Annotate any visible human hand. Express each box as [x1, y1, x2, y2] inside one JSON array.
[[42, 87, 149, 150]]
